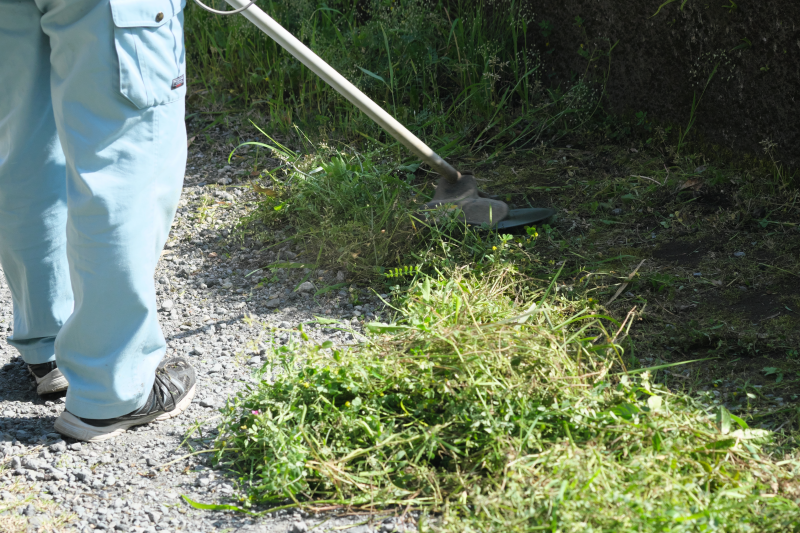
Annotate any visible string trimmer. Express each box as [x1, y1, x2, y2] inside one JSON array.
[[194, 0, 556, 228]]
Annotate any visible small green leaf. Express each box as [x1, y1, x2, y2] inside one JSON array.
[[729, 412, 748, 430], [181, 496, 257, 515], [652, 430, 663, 451], [716, 406, 732, 435], [315, 283, 348, 297], [703, 438, 737, 450], [357, 66, 388, 85], [612, 403, 640, 420], [398, 163, 421, 173], [647, 395, 663, 412], [421, 277, 432, 302], [365, 322, 408, 334]]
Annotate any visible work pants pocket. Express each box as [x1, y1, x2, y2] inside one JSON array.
[[110, 0, 187, 109]]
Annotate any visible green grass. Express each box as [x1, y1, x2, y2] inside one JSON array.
[[185, 0, 607, 156], [193, 130, 800, 529], [211, 261, 800, 530], [236, 137, 419, 280], [0, 469, 76, 531], [182, 1, 800, 529]]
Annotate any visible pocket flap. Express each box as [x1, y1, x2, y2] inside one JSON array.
[[110, 0, 184, 28]]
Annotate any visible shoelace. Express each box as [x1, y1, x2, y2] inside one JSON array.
[[151, 366, 184, 413]]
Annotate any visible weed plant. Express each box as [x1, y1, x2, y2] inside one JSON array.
[[212, 262, 800, 531], [238, 136, 420, 279], [185, 0, 604, 155], [239, 137, 538, 279]]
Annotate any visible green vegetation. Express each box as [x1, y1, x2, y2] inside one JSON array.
[[183, 1, 800, 530], [185, 0, 606, 154], [238, 139, 419, 280], [212, 261, 800, 530], [207, 137, 800, 529]]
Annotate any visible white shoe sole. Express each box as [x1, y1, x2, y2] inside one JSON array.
[[54, 384, 196, 442], [35, 368, 69, 395]]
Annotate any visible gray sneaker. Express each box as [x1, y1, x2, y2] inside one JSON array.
[[54, 357, 196, 442], [28, 362, 69, 395]]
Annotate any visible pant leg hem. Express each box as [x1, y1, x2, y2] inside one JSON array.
[[64, 391, 150, 420], [8, 338, 57, 365]]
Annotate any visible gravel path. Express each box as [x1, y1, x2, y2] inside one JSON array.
[[0, 142, 408, 532]]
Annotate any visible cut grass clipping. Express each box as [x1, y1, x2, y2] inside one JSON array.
[[213, 265, 800, 531]]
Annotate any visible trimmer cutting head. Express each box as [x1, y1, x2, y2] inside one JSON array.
[[423, 174, 556, 229]]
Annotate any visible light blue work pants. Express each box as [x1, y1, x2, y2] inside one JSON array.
[[0, 0, 187, 418]]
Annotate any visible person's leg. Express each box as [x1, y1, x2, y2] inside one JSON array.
[[0, 0, 73, 395], [36, 0, 191, 421]]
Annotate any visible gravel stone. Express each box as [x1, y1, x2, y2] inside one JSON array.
[[160, 299, 175, 312], [297, 281, 315, 293], [50, 440, 67, 453], [22, 456, 45, 470], [289, 521, 309, 533]]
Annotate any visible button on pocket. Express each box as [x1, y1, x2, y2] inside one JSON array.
[[110, 0, 186, 109]]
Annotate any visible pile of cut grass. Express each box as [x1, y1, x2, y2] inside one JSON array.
[[212, 263, 800, 531]]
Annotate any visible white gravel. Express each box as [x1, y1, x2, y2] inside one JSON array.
[[0, 127, 410, 532]]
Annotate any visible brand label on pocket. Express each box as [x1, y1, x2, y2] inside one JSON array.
[[171, 74, 185, 90]]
